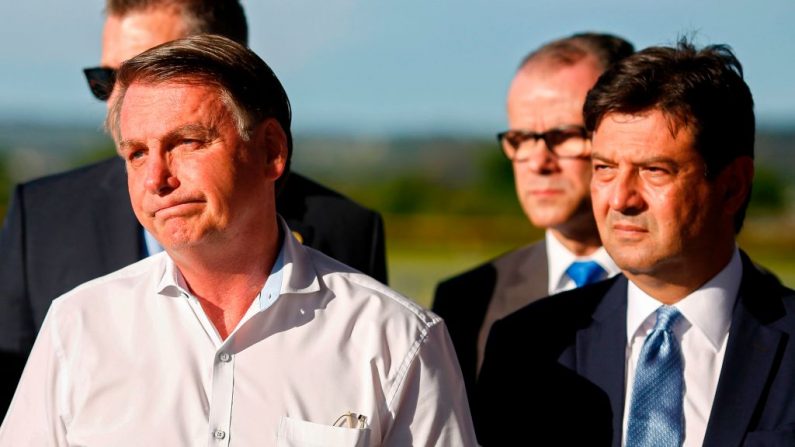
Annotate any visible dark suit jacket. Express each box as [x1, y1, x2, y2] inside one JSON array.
[[0, 157, 387, 415], [475, 253, 795, 446], [432, 241, 549, 409]]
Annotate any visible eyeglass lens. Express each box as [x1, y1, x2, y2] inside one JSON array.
[[498, 126, 589, 159]]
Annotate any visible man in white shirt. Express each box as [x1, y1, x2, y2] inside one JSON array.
[[0, 0, 388, 420], [0, 35, 476, 446], [476, 39, 795, 446], [433, 33, 632, 404]]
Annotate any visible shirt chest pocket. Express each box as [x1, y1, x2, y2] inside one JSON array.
[[276, 416, 371, 447]]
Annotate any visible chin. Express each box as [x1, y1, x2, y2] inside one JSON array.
[[526, 210, 574, 230], [611, 254, 659, 276]]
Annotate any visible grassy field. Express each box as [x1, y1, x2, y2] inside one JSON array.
[[384, 213, 795, 309]]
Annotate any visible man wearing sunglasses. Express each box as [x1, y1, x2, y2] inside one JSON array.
[[0, 0, 387, 417], [432, 33, 633, 405]]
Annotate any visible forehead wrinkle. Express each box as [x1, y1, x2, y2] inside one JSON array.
[[122, 81, 227, 128]]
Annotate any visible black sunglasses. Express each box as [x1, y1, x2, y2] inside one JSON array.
[[83, 67, 117, 101]]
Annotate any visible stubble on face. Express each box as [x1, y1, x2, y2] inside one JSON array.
[[590, 111, 735, 292], [119, 82, 271, 253]]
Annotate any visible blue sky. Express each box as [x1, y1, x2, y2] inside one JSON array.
[[1, 0, 793, 136]]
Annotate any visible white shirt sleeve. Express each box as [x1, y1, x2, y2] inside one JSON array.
[[0, 309, 69, 446], [384, 321, 478, 446]]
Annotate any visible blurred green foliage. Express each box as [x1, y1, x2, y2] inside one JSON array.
[[72, 145, 117, 167], [0, 128, 793, 302], [749, 165, 787, 213], [331, 141, 524, 216]]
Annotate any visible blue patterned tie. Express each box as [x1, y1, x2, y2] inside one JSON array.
[[566, 261, 606, 287], [626, 306, 684, 447]]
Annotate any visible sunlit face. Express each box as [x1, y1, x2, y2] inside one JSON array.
[[101, 8, 188, 104], [102, 8, 188, 68], [590, 111, 736, 280], [507, 57, 602, 234], [118, 82, 284, 250]]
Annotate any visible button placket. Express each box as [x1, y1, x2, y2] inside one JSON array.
[[208, 347, 234, 446]]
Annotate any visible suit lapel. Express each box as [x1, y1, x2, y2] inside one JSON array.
[[703, 256, 786, 447], [495, 240, 549, 305], [575, 276, 629, 447]]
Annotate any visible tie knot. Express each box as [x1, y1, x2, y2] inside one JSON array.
[[654, 306, 682, 332], [566, 261, 606, 287]]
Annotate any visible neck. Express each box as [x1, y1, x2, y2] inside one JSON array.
[[549, 221, 602, 257], [625, 242, 736, 305], [169, 222, 282, 339]]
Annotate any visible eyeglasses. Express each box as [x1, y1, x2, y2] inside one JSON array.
[[83, 67, 117, 101], [497, 125, 591, 160]]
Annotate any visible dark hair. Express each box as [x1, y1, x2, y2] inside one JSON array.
[[106, 0, 248, 46], [584, 38, 755, 232], [520, 32, 635, 72], [106, 34, 292, 190]]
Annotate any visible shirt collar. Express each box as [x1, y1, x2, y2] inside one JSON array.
[[143, 228, 164, 257], [155, 217, 320, 305], [545, 230, 621, 294], [256, 242, 285, 311], [626, 247, 742, 350]]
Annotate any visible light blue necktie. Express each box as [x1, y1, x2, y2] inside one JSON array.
[[626, 306, 684, 447], [566, 260, 606, 287]]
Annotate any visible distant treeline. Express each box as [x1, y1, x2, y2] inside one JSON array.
[[0, 125, 792, 221]]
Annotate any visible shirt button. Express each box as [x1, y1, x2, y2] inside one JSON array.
[[219, 352, 232, 363], [213, 429, 226, 439]]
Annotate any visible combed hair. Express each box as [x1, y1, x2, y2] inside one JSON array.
[[520, 32, 635, 71], [106, 34, 292, 190], [584, 38, 755, 232], [106, 0, 248, 45]]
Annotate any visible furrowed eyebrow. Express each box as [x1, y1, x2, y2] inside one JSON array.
[[116, 124, 220, 153], [590, 153, 678, 169], [117, 139, 140, 154], [164, 123, 219, 141], [637, 156, 678, 169], [590, 153, 614, 163]]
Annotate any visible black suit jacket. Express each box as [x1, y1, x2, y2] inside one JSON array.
[[432, 241, 549, 409], [0, 157, 387, 414], [475, 253, 795, 446]]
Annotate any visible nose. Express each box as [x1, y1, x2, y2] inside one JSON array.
[[144, 153, 179, 196], [609, 169, 644, 213], [514, 139, 558, 174]]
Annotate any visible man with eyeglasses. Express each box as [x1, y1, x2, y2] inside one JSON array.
[[432, 33, 634, 405], [476, 39, 795, 447], [0, 0, 387, 418]]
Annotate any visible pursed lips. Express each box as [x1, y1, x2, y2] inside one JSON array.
[[150, 199, 205, 217]]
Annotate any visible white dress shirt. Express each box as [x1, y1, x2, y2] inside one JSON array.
[[545, 230, 621, 295], [622, 248, 742, 447], [0, 222, 476, 446]]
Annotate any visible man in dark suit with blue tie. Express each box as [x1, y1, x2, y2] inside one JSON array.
[[0, 0, 386, 418], [432, 33, 633, 406], [476, 39, 795, 446]]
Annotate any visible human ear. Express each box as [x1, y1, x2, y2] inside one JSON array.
[[720, 156, 754, 215], [251, 118, 288, 181]]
